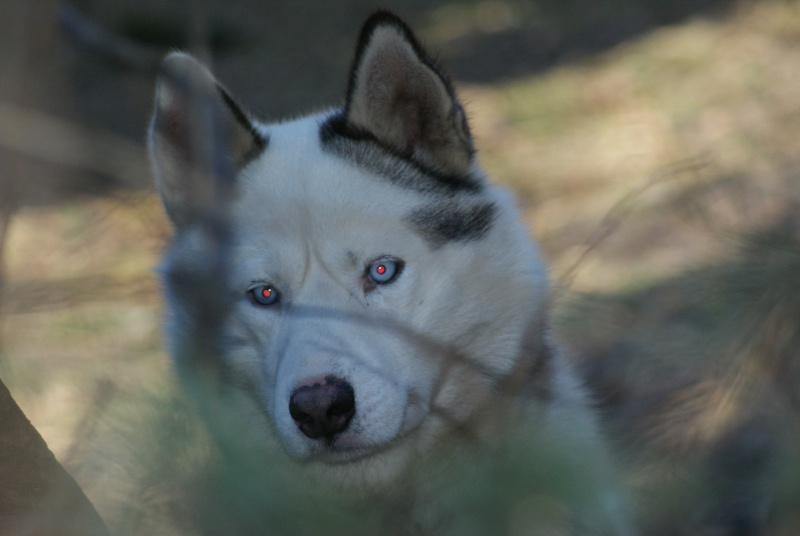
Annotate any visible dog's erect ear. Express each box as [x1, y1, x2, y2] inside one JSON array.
[[343, 12, 474, 176], [149, 53, 266, 227]]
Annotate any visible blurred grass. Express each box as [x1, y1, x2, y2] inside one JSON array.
[[469, 1, 800, 291], [1, 0, 800, 534]]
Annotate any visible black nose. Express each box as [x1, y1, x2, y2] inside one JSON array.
[[289, 376, 355, 439]]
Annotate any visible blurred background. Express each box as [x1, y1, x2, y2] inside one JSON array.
[[1, 0, 799, 534]]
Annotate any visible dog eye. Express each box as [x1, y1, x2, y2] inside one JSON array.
[[367, 258, 402, 285], [248, 285, 280, 306]]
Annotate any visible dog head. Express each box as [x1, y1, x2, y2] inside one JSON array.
[[149, 12, 549, 488]]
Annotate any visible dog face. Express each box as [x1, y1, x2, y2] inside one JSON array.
[[150, 12, 548, 488]]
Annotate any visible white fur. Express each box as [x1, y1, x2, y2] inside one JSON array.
[[203, 114, 550, 479]]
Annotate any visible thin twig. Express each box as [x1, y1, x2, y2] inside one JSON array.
[[58, 3, 161, 74], [556, 155, 711, 296]]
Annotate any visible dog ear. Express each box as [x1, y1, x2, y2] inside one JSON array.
[[343, 12, 474, 176], [149, 53, 266, 227]]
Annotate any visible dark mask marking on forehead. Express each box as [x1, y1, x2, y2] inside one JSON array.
[[407, 201, 496, 248]]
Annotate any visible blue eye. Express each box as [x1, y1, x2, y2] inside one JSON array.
[[248, 285, 280, 306], [368, 258, 402, 285]]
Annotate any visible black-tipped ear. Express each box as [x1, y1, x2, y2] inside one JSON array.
[[148, 53, 266, 227], [342, 11, 473, 176]]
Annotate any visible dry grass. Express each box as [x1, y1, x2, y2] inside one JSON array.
[[467, 1, 800, 291]]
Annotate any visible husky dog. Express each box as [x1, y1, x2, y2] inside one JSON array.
[[149, 11, 631, 535]]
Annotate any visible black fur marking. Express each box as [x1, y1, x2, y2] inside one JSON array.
[[408, 201, 496, 246], [320, 113, 481, 194], [217, 85, 268, 165]]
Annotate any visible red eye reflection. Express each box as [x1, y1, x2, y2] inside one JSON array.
[[249, 285, 280, 306], [367, 258, 402, 285]]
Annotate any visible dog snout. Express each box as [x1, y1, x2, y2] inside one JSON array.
[[289, 376, 355, 439]]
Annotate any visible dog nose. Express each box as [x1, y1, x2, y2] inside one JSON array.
[[289, 376, 355, 439]]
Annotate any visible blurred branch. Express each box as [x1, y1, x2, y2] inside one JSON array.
[[3, 273, 157, 315], [58, 2, 161, 74], [0, 0, 60, 357], [0, 101, 150, 189]]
